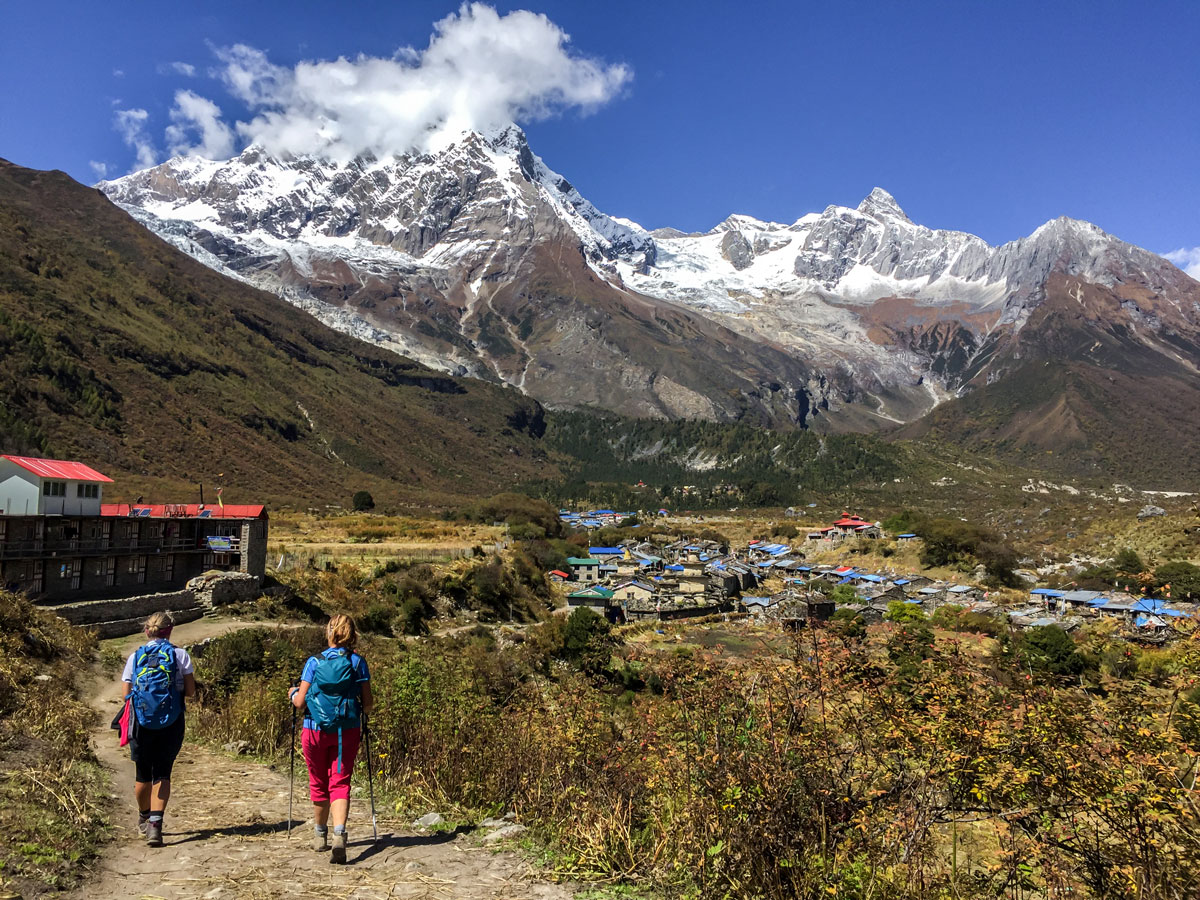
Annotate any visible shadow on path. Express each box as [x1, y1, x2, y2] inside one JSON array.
[[170, 819, 292, 845], [352, 825, 476, 864]]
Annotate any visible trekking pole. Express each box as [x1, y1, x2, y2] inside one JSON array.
[[288, 687, 297, 838], [363, 713, 378, 842]]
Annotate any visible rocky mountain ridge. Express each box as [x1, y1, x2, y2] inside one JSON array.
[[100, 126, 1200, 437]]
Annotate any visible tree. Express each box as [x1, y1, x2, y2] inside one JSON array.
[[352, 490, 375, 512], [1112, 547, 1144, 577], [1021, 625, 1085, 677], [830, 607, 866, 640], [885, 600, 927, 624], [562, 607, 615, 676], [828, 583, 860, 606], [1154, 561, 1200, 600]]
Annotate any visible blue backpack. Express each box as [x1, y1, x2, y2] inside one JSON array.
[[306, 650, 361, 772], [131, 642, 182, 729]]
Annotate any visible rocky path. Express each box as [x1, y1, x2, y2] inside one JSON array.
[[73, 619, 576, 900]]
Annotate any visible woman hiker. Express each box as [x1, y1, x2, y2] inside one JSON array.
[[289, 614, 373, 864], [121, 611, 197, 847]]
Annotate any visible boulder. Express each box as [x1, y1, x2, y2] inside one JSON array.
[[414, 812, 444, 828], [1138, 505, 1167, 520], [482, 823, 527, 844]]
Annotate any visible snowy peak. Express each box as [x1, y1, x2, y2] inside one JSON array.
[[99, 125, 1200, 438], [100, 124, 655, 269], [857, 187, 912, 224]]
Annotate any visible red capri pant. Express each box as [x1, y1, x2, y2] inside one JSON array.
[[301, 726, 361, 803]]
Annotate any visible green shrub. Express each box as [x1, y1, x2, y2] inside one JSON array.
[[562, 607, 616, 676], [885, 600, 927, 624], [1021, 625, 1085, 677]]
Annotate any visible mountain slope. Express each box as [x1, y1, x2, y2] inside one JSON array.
[[98, 128, 1200, 484], [0, 158, 558, 506], [895, 272, 1200, 484], [100, 128, 823, 427]]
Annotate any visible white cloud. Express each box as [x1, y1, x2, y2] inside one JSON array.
[[88, 160, 109, 180], [114, 108, 158, 171], [112, 4, 629, 172], [165, 89, 235, 159], [1164, 247, 1200, 280], [112, 68, 125, 78], [210, 2, 631, 160]]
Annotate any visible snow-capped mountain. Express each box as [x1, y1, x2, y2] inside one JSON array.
[[100, 125, 1200, 431]]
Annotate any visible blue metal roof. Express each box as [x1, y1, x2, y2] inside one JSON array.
[[665, 564, 684, 571], [855, 574, 884, 583], [893, 579, 910, 585], [1031, 589, 1065, 597], [896, 533, 917, 538]]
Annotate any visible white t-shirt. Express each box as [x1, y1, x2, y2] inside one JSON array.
[[122, 638, 195, 693]]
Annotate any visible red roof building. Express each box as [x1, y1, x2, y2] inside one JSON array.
[[2, 456, 113, 482]]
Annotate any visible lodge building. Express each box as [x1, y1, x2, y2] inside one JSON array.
[[0, 456, 267, 604]]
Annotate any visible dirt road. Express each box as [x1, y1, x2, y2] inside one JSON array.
[[73, 618, 576, 900]]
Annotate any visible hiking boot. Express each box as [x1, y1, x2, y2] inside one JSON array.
[[137, 814, 150, 836], [330, 831, 347, 864], [145, 819, 163, 847], [312, 830, 329, 852]]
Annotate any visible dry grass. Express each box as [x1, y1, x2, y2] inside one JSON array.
[[0, 591, 109, 897], [265, 511, 506, 568]]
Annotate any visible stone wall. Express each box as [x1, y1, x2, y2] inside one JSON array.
[[46, 589, 207, 638], [48, 589, 196, 627], [187, 570, 261, 609]]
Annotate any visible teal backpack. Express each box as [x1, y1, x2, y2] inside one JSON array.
[[131, 642, 182, 729], [306, 650, 361, 772]]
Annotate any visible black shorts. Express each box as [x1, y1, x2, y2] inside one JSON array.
[[129, 715, 186, 783]]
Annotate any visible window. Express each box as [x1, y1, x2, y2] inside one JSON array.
[[42, 481, 66, 497], [75, 484, 99, 499], [93, 557, 116, 586]]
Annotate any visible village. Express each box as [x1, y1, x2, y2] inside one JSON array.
[[2, 453, 1196, 648], [553, 509, 1198, 643]]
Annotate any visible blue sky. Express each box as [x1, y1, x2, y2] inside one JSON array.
[[3, 1, 1198, 264]]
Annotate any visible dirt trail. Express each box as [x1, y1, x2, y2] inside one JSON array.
[[73, 618, 576, 900]]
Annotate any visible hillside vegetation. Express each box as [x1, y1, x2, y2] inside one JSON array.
[[190, 603, 1200, 899], [534, 411, 905, 508], [0, 592, 106, 896], [0, 159, 558, 507]]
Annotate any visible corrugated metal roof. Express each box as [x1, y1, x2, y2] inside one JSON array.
[[3, 456, 113, 482]]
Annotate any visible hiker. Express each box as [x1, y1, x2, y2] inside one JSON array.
[[120, 611, 196, 847], [289, 614, 373, 864]]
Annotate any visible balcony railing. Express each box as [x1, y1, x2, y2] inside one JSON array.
[[0, 536, 241, 560]]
